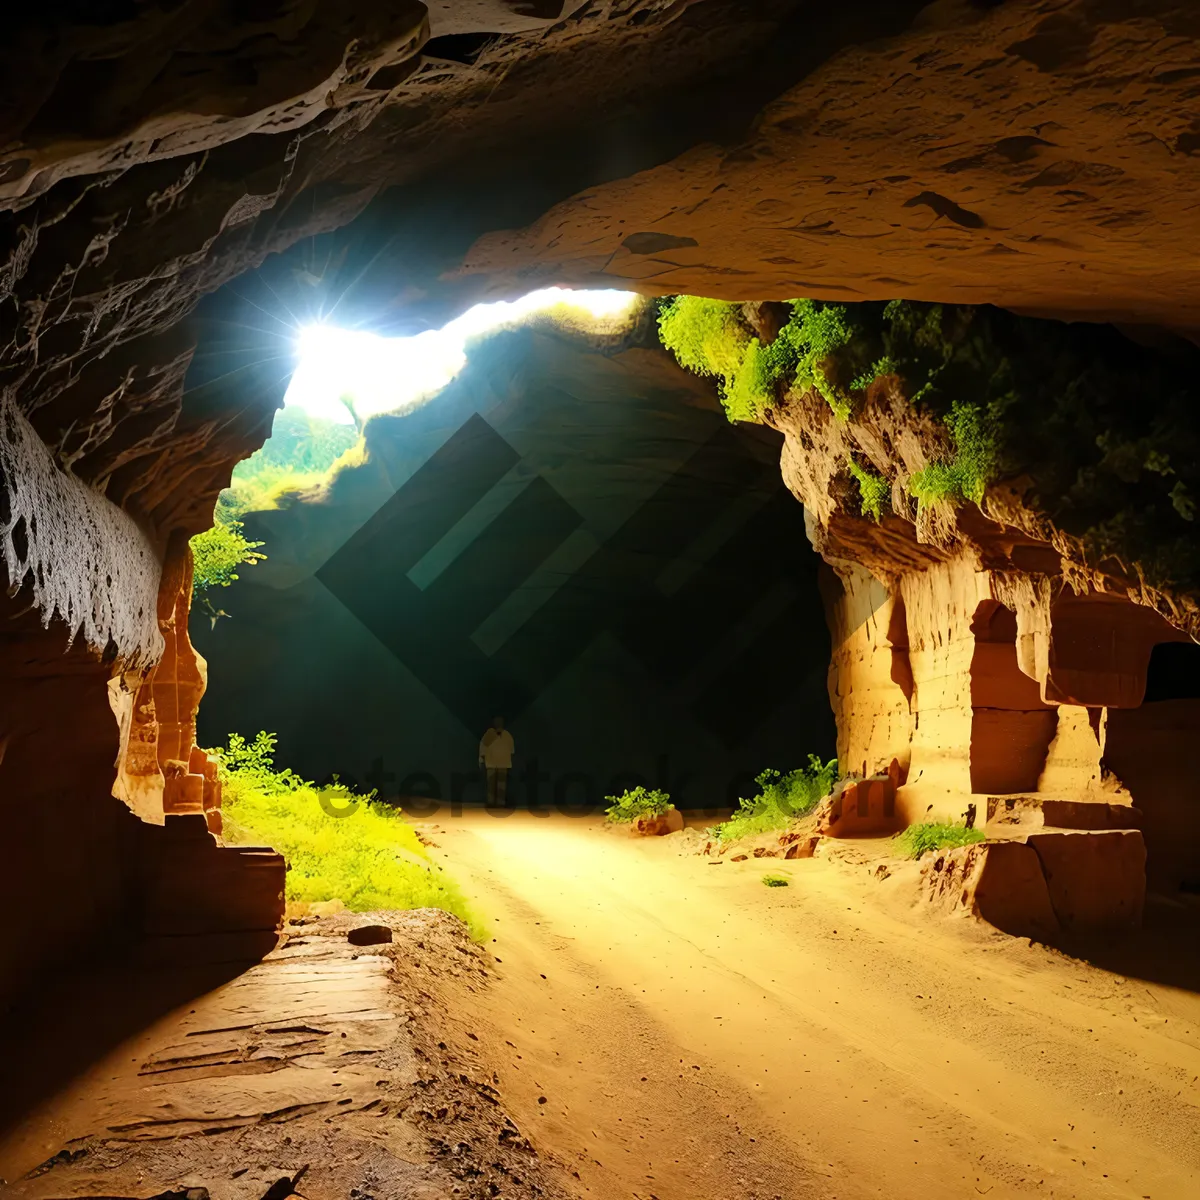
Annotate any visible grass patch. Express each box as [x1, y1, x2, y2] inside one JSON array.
[[712, 756, 838, 843], [604, 786, 673, 823], [762, 874, 790, 888], [213, 732, 484, 939], [892, 821, 985, 860]]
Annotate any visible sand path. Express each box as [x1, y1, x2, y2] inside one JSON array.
[[429, 810, 1200, 1200]]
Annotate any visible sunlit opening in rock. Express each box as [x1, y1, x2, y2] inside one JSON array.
[[287, 288, 640, 425]]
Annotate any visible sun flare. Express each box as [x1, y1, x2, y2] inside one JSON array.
[[286, 288, 639, 426]]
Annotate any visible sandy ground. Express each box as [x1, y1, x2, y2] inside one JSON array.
[[0, 911, 570, 1200], [425, 810, 1200, 1200]]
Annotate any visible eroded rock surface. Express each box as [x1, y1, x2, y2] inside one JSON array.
[[0, 910, 562, 1200], [462, 1, 1200, 331]]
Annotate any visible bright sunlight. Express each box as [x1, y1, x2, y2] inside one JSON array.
[[287, 288, 639, 425]]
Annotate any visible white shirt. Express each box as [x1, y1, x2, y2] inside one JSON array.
[[479, 728, 514, 769]]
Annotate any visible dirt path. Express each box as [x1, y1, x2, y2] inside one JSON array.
[[428, 811, 1200, 1200], [0, 912, 569, 1200]]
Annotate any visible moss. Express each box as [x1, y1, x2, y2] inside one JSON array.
[[662, 293, 1200, 591], [847, 457, 891, 521], [907, 400, 1000, 510], [657, 296, 865, 422]]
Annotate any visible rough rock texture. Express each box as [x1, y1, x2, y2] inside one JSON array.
[[0, 910, 565, 1199], [3, 0, 1200, 994], [923, 827, 1146, 937], [769, 372, 1193, 925], [630, 808, 685, 837], [461, 1, 1200, 331]]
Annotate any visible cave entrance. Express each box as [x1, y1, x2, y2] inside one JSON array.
[[192, 290, 837, 819]]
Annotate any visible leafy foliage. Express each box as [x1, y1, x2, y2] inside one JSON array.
[[656, 296, 751, 380], [658, 296, 863, 422], [712, 756, 838, 843], [604, 785, 674, 823], [191, 408, 363, 621], [664, 292, 1200, 590], [892, 821, 985, 860], [907, 401, 1000, 510], [189, 519, 265, 623], [761, 874, 790, 888], [212, 731, 483, 936], [847, 457, 891, 521], [238, 406, 359, 480]]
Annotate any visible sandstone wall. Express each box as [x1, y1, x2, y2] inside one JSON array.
[[0, 513, 281, 1003], [786, 385, 1196, 901]]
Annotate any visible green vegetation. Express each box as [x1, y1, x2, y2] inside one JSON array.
[[189, 519, 266, 624], [604, 785, 674, 823], [191, 408, 363, 620], [892, 821, 985, 860], [761, 874, 790, 888], [712, 756, 838, 843], [213, 731, 483, 937], [907, 400, 999, 509], [223, 407, 360, 516], [658, 296, 860, 422], [660, 293, 1200, 590], [847, 457, 891, 521]]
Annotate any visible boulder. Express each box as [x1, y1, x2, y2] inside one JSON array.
[[923, 841, 1060, 940], [630, 808, 684, 837]]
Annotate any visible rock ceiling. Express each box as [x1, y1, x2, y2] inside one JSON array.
[[1, 0, 1198, 549]]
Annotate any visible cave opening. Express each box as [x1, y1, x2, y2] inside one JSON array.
[[6, 2, 1200, 1191], [192, 288, 837, 828]]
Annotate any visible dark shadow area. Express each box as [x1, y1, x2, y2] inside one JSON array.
[[0, 949, 248, 1153], [1053, 895, 1200, 995], [195, 326, 836, 811], [1144, 640, 1200, 702]]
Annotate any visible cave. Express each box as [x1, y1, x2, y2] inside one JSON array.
[[3, 2, 1200, 1197]]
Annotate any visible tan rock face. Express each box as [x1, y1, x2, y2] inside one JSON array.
[[2, 0, 1200, 990], [773, 373, 1197, 915], [462, 1, 1200, 332]]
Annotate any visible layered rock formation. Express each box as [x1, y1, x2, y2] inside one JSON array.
[[768, 359, 1199, 928], [460, 1, 1200, 331], [2, 0, 1199, 1001]]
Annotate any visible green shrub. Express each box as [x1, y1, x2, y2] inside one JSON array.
[[656, 296, 752, 380], [657, 296, 868, 422], [851, 355, 899, 391], [892, 821, 985, 860], [189, 519, 266, 623], [212, 731, 484, 937], [847, 458, 891, 521], [761, 874, 790, 888], [907, 401, 1000, 510], [712, 756, 838, 843], [604, 786, 674, 823]]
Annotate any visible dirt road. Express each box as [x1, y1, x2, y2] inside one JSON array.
[[429, 810, 1200, 1200]]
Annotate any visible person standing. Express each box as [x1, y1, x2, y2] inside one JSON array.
[[479, 716, 515, 807]]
